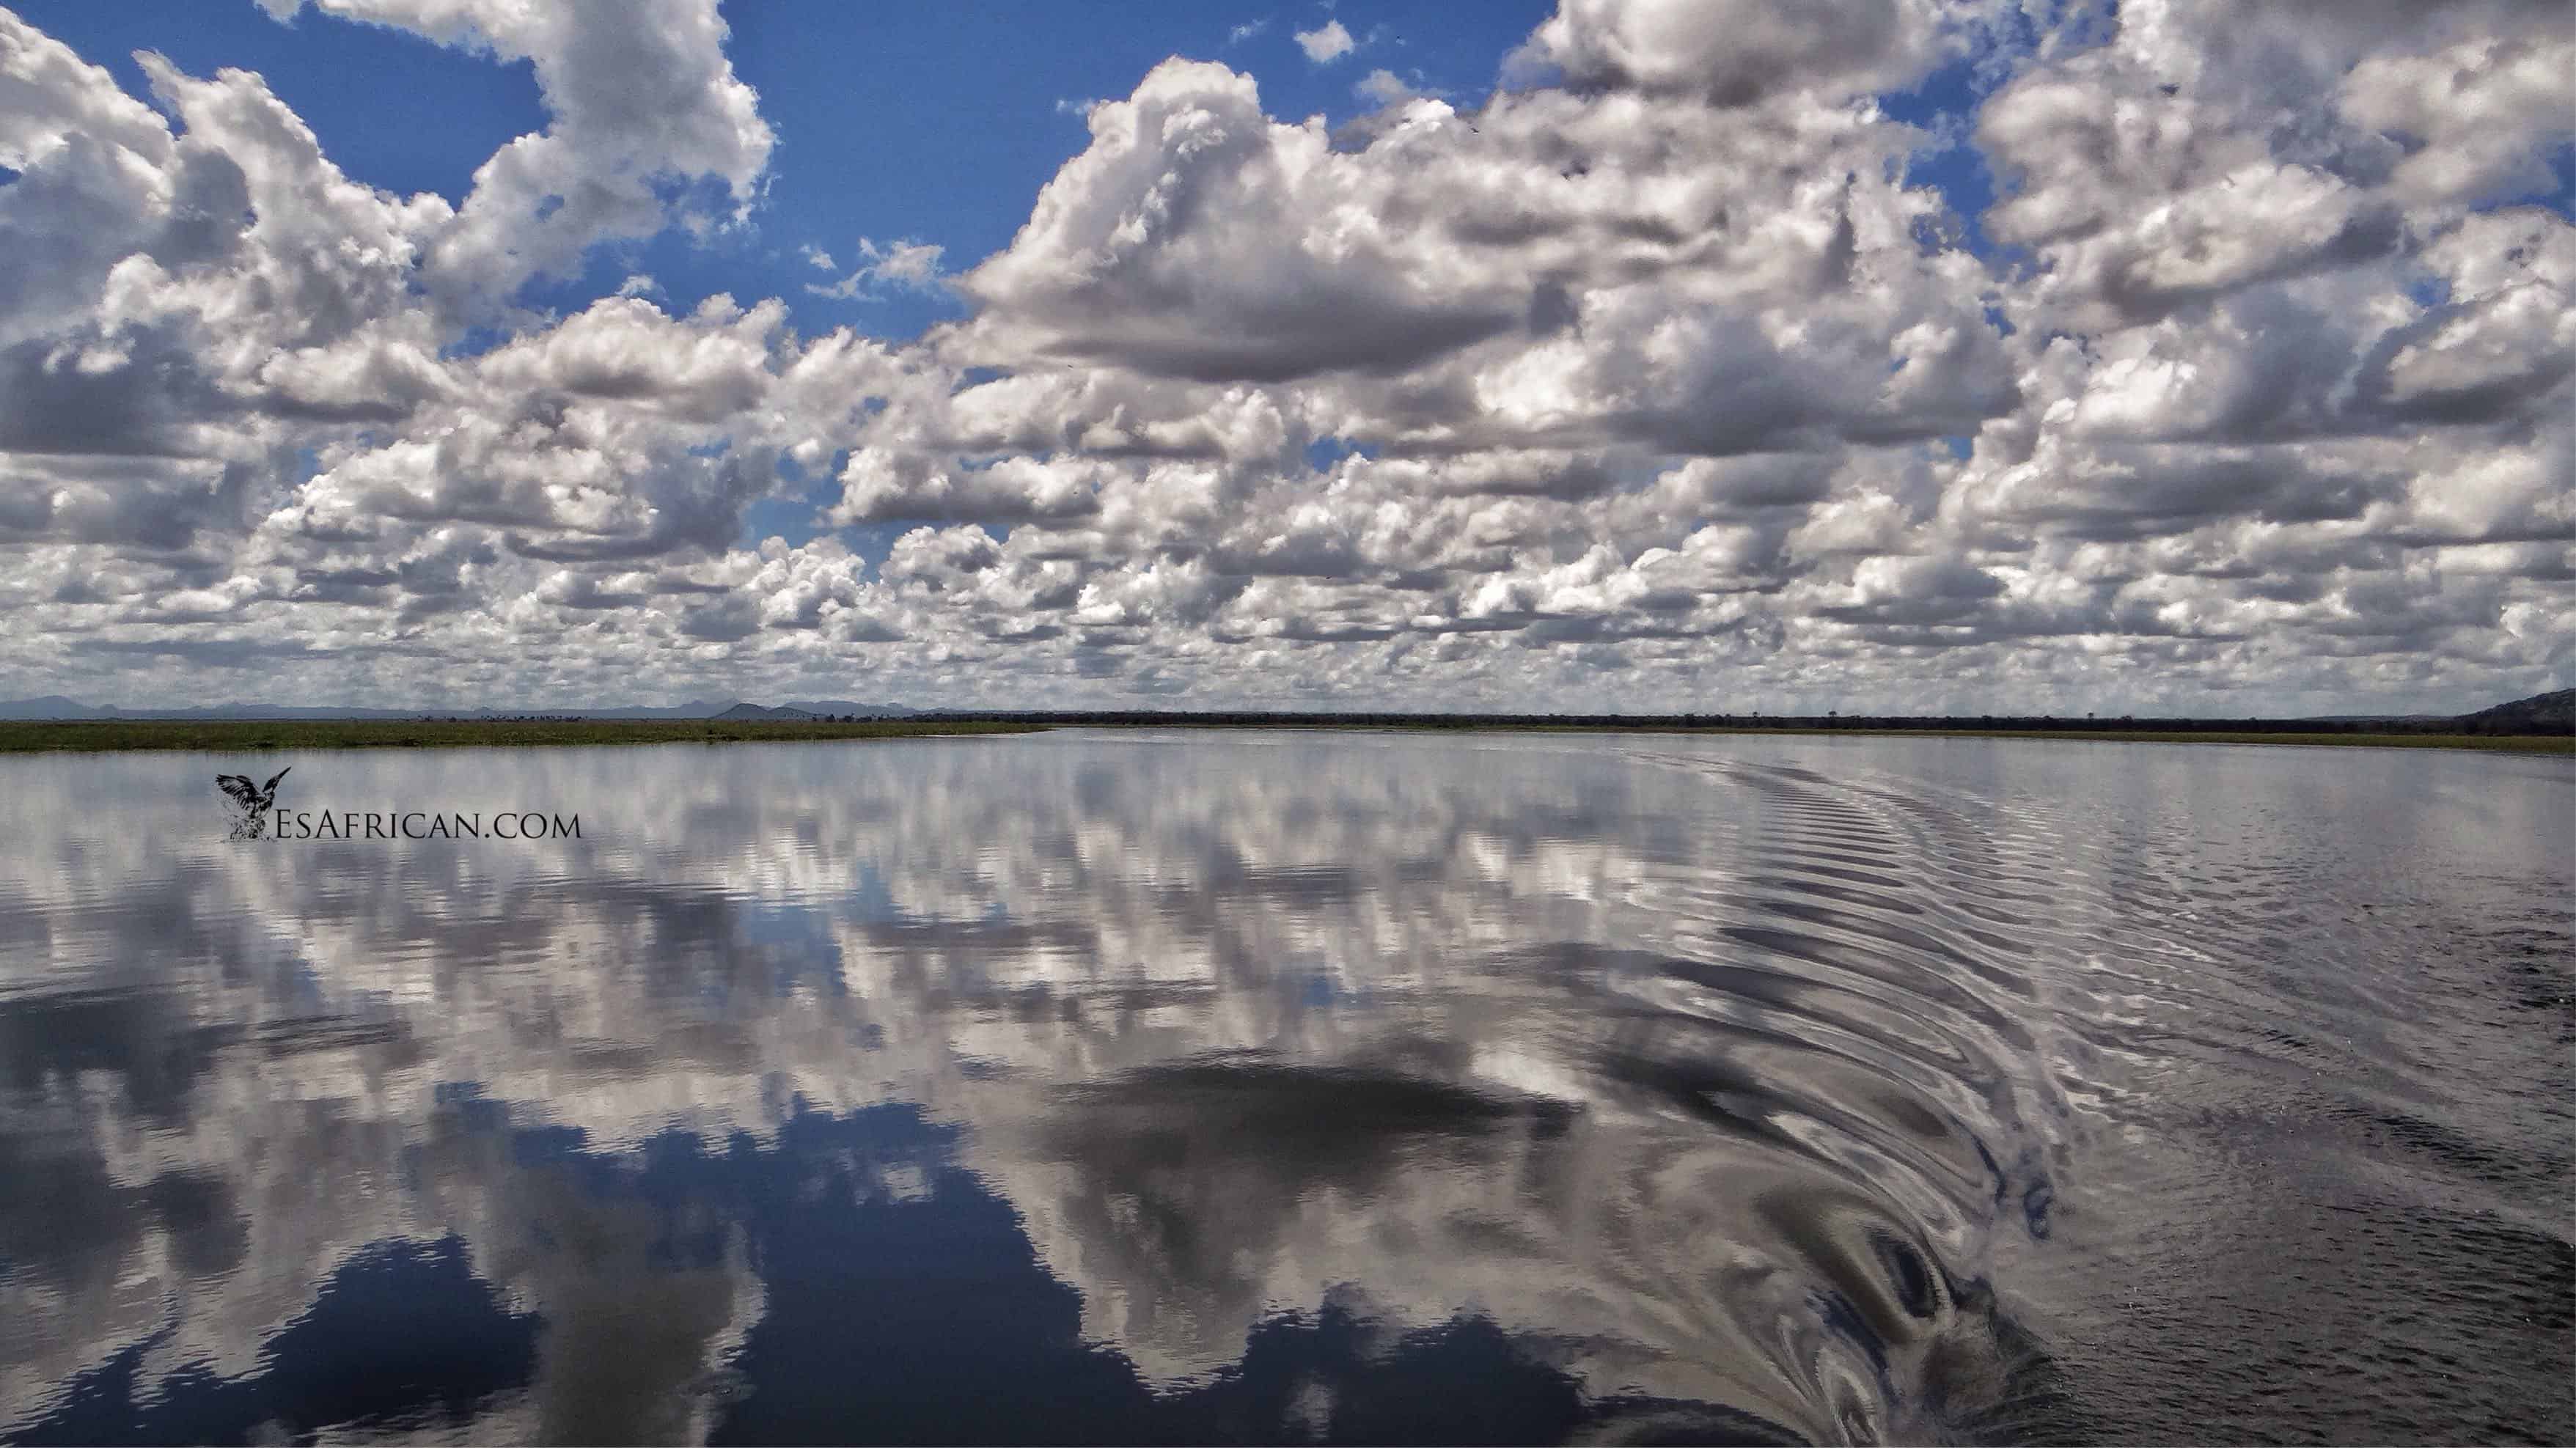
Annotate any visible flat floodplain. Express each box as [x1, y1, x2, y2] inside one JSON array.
[[1, 730, 2568, 1444], [0, 716, 2564, 755]]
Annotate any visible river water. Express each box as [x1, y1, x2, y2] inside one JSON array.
[[1, 732, 2568, 1444]]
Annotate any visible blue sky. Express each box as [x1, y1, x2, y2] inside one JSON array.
[[11, 0, 2218, 348], [1, 0, 2569, 713], [18, 0, 1579, 567], [13, 0, 2031, 563], [18, 0, 1577, 343]]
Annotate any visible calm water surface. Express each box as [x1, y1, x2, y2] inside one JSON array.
[[1, 732, 2569, 1444]]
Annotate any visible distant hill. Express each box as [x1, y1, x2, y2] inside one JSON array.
[[0, 699, 435, 721], [711, 702, 815, 721], [785, 699, 917, 718], [0, 694, 99, 719], [2457, 688, 2574, 735]]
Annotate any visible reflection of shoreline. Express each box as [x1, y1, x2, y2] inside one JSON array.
[[1, 735, 2568, 1443]]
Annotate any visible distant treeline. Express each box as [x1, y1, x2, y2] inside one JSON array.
[[0, 717, 1040, 754], [419, 713, 887, 724], [914, 710, 2567, 738]]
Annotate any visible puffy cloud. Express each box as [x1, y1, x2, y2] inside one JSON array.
[[0, 14, 186, 346], [806, 236, 948, 301], [1294, 18, 1355, 64], [2341, 30, 2576, 206], [0, 0, 2567, 714], [950, 60, 1527, 382], [474, 294, 784, 422], [1506, 0, 1967, 106], [827, 449, 1106, 526], [260, 0, 772, 312]]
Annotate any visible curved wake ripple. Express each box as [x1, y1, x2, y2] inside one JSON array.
[[0, 735, 2565, 1444], [1527, 744, 2576, 1444]]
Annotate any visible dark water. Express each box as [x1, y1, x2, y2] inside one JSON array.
[[1, 732, 2568, 1445]]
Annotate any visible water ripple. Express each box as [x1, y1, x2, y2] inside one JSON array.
[[0, 733, 2565, 1444]]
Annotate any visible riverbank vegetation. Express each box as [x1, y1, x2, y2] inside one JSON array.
[[0, 717, 1047, 754], [5, 714, 2564, 755]]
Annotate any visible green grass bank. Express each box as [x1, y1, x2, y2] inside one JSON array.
[[1, 717, 2566, 755], [0, 717, 1048, 754]]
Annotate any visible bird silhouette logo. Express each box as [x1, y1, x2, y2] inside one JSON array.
[[215, 766, 291, 839]]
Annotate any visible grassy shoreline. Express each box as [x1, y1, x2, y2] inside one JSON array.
[[0, 718, 1047, 754], [1342, 724, 2570, 752], [1095, 722, 2566, 753], [0, 717, 2564, 755]]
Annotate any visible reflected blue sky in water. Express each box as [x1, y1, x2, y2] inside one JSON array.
[[0, 733, 2569, 1444]]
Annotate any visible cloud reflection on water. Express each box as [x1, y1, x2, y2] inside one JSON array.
[[0, 732, 2566, 1444]]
